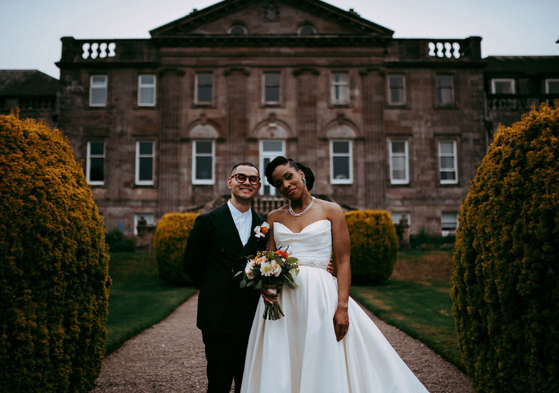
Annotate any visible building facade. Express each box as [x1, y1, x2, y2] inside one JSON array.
[[56, 0, 490, 235]]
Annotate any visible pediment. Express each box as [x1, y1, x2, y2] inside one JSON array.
[[150, 0, 393, 38]]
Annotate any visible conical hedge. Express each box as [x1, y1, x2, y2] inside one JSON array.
[[451, 103, 559, 393], [0, 113, 111, 392]]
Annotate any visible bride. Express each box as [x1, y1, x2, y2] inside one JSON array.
[[240, 157, 429, 393]]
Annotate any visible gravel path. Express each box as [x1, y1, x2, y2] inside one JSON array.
[[91, 293, 473, 393]]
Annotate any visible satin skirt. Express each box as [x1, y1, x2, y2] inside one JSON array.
[[240, 266, 429, 393]]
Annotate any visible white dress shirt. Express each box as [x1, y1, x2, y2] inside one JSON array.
[[227, 200, 252, 246]]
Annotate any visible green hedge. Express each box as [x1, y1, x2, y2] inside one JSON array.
[[153, 212, 199, 285], [345, 210, 398, 284], [105, 228, 136, 252], [451, 103, 559, 393], [0, 114, 110, 392]]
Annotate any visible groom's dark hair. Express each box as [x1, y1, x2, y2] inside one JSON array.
[[230, 162, 259, 175]]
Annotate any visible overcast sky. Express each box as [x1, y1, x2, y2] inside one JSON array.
[[1, 0, 557, 79]]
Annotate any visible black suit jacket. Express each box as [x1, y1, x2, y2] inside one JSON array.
[[184, 203, 266, 336]]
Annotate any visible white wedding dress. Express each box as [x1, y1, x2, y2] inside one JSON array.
[[241, 220, 429, 393]]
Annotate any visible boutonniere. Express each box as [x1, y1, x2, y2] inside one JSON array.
[[254, 221, 270, 239]]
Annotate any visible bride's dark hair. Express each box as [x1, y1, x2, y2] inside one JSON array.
[[265, 156, 315, 192]]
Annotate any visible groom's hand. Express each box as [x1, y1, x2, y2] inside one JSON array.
[[260, 284, 282, 304], [327, 259, 335, 275]]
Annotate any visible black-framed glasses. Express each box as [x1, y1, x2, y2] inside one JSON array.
[[231, 173, 260, 185]]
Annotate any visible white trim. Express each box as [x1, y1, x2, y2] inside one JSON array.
[[259, 140, 285, 195], [192, 140, 215, 185], [439, 140, 458, 184], [491, 78, 515, 94], [388, 75, 406, 105], [545, 78, 559, 94], [135, 141, 155, 186], [331, 72, 349, 105], [389, 139, 409, 184], [86, 141, 105, 185], [89, 75, 107, 107], [263, 71, 281, 104], [195, 72, 213, 104], [330, 140, 353, 184], [138, 75, 156, 106]]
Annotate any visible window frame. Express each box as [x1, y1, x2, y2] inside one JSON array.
[[389, 139, 409, 185], [86, 141, 105, 186], [89, 75, 107, 107], [263, 71, 281, 105], [387, 74, 406, 106], [491, 78, 515, 94], [330, 139, 353, 184], [135, 140, 155, 186], [441, 211, 459, 236], [545, 78, 559, 94], [195, 72, 214, 105], [331, 72, 350, 105], [436, 74, 454, 107], [259, 140, 286, 195], [192, 140, 215, 185], [138, 75, 156, 107], [439, 140, 459, 185]]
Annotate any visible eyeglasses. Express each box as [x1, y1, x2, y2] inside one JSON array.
[[231, 173, 260, 185]]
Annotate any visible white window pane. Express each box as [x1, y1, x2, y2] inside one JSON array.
[[442, 212, 458, 229], [332, 141, 349, 154], [265, 87, 280, 102], [91, 76, 106, 86], [392, 156, 405, 172], [437, 76, 452, 88], [90, 142, 104, 155], [196, 156, 213, 180], [140, 75, 155, 85], [91, 89, 106, 105], [391, 141, 406, 154], [265, 73, 280, 85], [139, 88, 155, 105], [390, 75, 404, 87], [440, 142, 454, 155], [262, 140, 283, 152], [440, 156, 455, 169], [196, 141, 213, 154], [438, 89, 453, 105], [333, 156, 350, 179], [138, 157, 153, 181], [139, 142, 153, 155], [90, 158, 104, 181], [441, 171, 456, 181], [495, 81, 514, 94]]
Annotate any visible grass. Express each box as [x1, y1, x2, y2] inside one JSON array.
[[350, 249, 465, 372], [105, 252, 197, 355]]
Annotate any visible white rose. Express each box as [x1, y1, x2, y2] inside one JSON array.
[[271, 261, 282, 277], [245, 261, 256, 280]]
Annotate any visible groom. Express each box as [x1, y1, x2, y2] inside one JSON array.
[[184, 162, 267, 393]]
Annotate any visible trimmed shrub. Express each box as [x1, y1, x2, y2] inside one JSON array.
[[153, 212, 200, 285], [410, 230, 455, 250], [345, 210, 398, 284], [105, 228, 137, 252], [0, 114, 110, 392], [451, 103, 559, 393]]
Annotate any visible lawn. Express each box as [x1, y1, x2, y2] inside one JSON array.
[[105, 252, 197, 355], [350, 250, 464, 371]]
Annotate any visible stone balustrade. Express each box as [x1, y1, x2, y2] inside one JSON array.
[[487, 95, 559, 112]]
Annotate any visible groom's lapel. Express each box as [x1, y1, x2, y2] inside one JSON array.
[[210, 204, 243, 253]]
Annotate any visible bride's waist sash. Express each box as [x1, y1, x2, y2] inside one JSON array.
[[297, 258, 330, 270]]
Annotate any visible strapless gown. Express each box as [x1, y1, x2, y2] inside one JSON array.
[[240, 220, 429, 393]]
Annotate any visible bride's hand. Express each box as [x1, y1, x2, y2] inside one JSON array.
[[333, 306, 349, 341]]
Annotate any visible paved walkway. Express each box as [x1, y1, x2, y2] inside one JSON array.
[[91, 293, 473, 393]]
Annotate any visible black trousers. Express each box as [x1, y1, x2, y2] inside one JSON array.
[[202, 331, 250, 393]]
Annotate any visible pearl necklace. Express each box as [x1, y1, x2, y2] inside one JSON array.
[[289, 197, 315, 217]]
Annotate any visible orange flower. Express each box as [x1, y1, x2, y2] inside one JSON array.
[[261, 226, 269, 235]]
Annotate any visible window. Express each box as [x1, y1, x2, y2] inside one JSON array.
[[87, 142, 105, 185], [90, 75, 107, 107], [260, 140, 285, 195], [263, 72, 281, 104], [391, 212, 411, 226], [192, 140, 214, 184], [136, 141, 154, 185], [331, 72, 349, 104], [330, 140, 353, 184], [195, 72, 213, 104], [546, 79, 559, 94], [298, 25, 316, 35], [491, 78, 515, 94], [138, 75, 156, 106], [389, 140, 409, 184], [439, 140, 458, 184], [134, 213, 154, 235], [229, 25, 247, 34], [441, 211, 458, 236], [388, 75, 406, 105], [436, 75, 454, 106]]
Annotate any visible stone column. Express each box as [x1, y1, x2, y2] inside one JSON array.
[[225, 68, 250, 166], [158, 68, 184, 217], [294, 68, 319, 174], [360, 69, 386, 209]]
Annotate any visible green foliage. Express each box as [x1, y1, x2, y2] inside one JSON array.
[[0, 113, 110, 392], [410, 230, 455, 250], [451, 103, 559, 393], [105, 228, 137, 252], [345, 210, 398, 284], [153, 212, 200, 285]]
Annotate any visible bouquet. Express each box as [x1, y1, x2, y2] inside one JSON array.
[[236, 249, 300, 320]]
